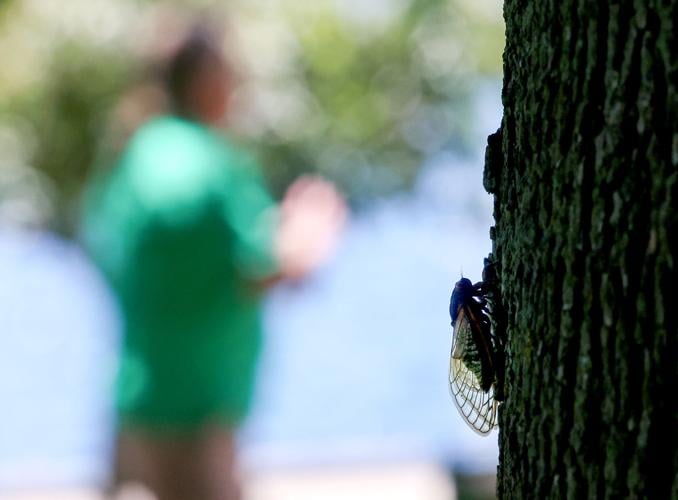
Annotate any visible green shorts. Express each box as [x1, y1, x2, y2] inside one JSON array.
[[116, 311, 263, 432]]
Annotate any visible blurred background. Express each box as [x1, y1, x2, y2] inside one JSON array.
[[0, 0, 504, 499]]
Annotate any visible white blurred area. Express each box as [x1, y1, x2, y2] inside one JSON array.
[[3, 463, 455, 500]]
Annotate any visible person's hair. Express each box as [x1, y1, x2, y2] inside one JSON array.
[[163, 26, 224, 111]]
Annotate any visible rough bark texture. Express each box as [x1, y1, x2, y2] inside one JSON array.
[[484, 1, 678, 498]]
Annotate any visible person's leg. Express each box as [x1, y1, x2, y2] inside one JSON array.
[[115, 427, 208, 500], [199, 423, 241, 500]]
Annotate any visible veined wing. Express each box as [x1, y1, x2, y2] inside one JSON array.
[[449, 307, 498, 435]]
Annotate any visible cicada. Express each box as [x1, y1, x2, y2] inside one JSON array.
[[448, 277, 503, 435]]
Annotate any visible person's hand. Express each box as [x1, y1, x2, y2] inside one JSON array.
[[275, 176, 347, 280]]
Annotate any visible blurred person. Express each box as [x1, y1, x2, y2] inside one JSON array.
[[81, 25, 345, 500]]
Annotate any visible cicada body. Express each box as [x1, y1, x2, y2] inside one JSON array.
[[448, 277, 502, 435]]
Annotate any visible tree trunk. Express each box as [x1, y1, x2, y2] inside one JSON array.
[[484, 1, 677, 498]]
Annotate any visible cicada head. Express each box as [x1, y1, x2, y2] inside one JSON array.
[[449, 277, 474, 324]]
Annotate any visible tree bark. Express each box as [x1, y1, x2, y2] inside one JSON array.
[[484, 1, 677, 498]]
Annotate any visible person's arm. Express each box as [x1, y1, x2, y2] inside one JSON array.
[[245, 176, 347, 291], [221, 152, 346, 288], [272, 175, 347, 282]]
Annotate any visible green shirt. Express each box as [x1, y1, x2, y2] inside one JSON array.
[[82, 116, 277, 430]]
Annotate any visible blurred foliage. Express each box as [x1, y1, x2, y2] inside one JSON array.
[[0, 0, 503, 234], [248, 0, 504, 199], [2, 43, 131, 231]]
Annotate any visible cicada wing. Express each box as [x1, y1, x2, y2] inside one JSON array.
[[449, 357, 498, 435], [449, 308, 498, 435]]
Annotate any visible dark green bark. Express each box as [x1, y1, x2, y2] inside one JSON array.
[[484, 1, 677, 498]]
